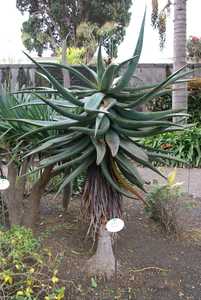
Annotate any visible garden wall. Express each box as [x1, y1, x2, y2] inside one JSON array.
[[0, 63, 201, 92]]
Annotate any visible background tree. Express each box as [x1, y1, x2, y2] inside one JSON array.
[[16, 0, 132, 60], [151, 0, 188, 117]]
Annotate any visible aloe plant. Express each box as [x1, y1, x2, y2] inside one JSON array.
[[12, 12, 189, 278]]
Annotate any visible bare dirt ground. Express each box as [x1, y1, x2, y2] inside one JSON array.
[[36, 191, 201, 300]]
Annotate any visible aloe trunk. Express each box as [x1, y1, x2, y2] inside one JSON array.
[[85, 224, 115, 279]]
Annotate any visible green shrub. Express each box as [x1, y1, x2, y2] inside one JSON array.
[[0, 226, 65, 300], [145, 172, 183, 234], [142, 127, 201, 167], [145, 180, 183, 220]]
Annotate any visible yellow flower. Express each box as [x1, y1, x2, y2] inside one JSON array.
[[26, 278, 32, 286], [51, 275, 59, 284], [15, 264, 20, 270], [3, 274, 13, 285], [167, 168, 177, 186], [25, 287, 33, 296], [29, 268, 35, 274], [16, 291, 24, 296]]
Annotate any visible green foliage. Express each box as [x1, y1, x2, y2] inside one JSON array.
[[16, 0, 132, 58], [0, 226, 65, 299], [57, 47, 86, 65], [188, 92, 201, 123], [142, 127, 201, 167]]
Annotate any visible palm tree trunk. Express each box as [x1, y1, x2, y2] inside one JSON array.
[[172, 0, 187, 121], [61, 39, 70, 88], [61, 39, 72, 209]]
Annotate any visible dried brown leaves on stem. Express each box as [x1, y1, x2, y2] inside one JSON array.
[[81, 162, 122, 239]]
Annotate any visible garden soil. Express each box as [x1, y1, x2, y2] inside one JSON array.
[[36, 189, 201, 300]]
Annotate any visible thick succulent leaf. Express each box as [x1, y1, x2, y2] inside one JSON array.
[[115, 152, 145, 187], [41, 62, 97, 89], [24, 132, 82, 158], [81, 64, 98, 83], [109, 110, 179, 129], [95, 113, 104, 137], [97, 45, 105, 82], [56, 155, 95, 196], [92, 139, 106, 165], [53, 145, 95, 172], [112, 124, 184, 138], [114, 106, 188, 121], [111, 10, 146, 92], [126, 68, 194, 108], [148, 151, 187, 164], [70, 115, 110, 137], [115, 56, 138, 75], [6, 118, 79, 131], [23, 52, 83, 107], [115, 161, 145, 193], [11, 99, 77, 110], [32, 93, 87, 121], [112, 161, 145, 201], [100, 159, 135, 199], [40, 138, 90, 167], [120, 139, 148, 161], [101, 64, 118, 91], [119, 145, 166, 179], [105, 129, 120, 157], [84, 92, 105, 112]]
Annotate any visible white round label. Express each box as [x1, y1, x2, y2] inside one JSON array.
[[0, 178, 10, 190], [106, 218, 125, 233]]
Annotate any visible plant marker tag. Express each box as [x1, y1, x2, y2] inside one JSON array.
[[0, 178, 10, 190], [106, 218, 124, 233]]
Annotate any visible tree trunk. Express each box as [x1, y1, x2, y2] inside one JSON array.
[[3, 162, 24, 226], [62, 168, 72, 212], [22, 166, 53, 228], [61, 39, 70, 88], [172, 0, 187, 121], [84, 224, 116, 279], [61, 39, 72, 210]]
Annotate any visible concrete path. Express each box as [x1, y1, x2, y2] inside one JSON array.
[[138, 167, 201, 198]]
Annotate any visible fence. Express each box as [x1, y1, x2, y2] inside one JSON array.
[[0, 63, 201, 92]]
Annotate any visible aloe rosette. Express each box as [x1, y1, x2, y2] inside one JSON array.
[[14, 13, 189, 233]]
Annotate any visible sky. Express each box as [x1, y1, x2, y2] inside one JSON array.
[[0, 0, 200, 63]]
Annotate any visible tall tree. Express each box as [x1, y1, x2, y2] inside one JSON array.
[[16, 0, 132, 59], [14, 13, 188, 277], [151, 0, 188, 116]]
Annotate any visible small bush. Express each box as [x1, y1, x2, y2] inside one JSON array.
[[0, 226, 65, 300], [145, 180, 183, 233]]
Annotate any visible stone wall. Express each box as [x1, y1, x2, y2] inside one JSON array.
[[0, 63, 201, 92]]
